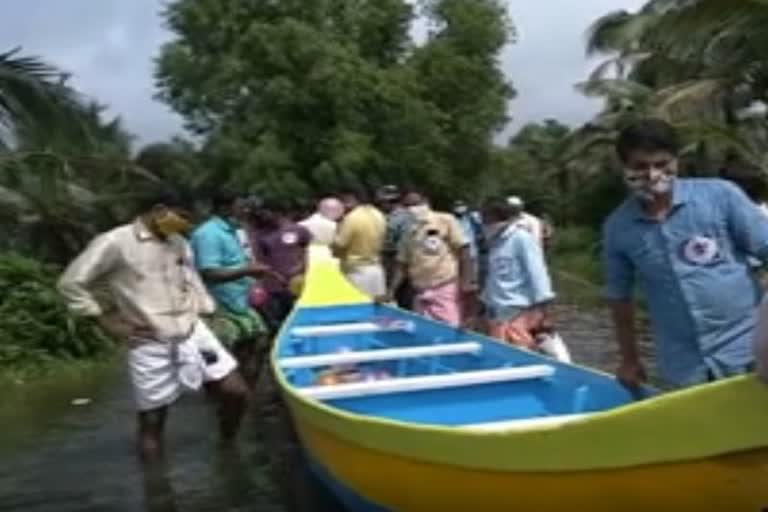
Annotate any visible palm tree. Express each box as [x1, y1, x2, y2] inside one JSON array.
[[0, 48, 164, 261], [0, 47, 93, 150], [576, 0, 768, 183]]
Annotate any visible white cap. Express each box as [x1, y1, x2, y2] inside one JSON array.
[[507, 196, 524, 208]]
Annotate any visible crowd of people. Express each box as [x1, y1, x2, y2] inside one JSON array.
[[55, 117, 768, 462]]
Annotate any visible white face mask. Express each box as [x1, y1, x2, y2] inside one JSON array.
[[623, 153, 678, 202], [624, 170, 676, 202], [409, 204, 431, 222]]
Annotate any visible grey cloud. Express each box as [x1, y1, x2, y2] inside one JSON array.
[[0, 0, 646, 147], [500, 0, 647, 140], [0, 0, 183, 147]]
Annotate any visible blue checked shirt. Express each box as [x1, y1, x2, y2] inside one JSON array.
[[602, 178, 768, 386]]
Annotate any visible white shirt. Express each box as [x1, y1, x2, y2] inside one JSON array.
[[513, 212, 543, 246], [299, 212, 338, 246], [58, 219, 215, 341]]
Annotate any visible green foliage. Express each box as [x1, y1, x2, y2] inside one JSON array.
[[0, 49, 162, 263], [0, 253, 112, 372], [0, 47, 91, 150], [549, 226, 603, 306], [581, 0, 768, 175], [155, 0, 514, 203]]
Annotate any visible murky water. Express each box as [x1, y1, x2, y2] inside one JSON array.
[[0, 364, 341, 512], [0, 304, 653, 512]]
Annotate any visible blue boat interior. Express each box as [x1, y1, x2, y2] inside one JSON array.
[[278, 304, 653, 428]]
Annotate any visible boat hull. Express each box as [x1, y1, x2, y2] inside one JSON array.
[[279, 248, 768, 511], [298, 420, 768, 512]]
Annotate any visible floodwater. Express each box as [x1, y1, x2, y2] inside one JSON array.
[[0, 304, 653, 512], [0, 366, 341, 512]]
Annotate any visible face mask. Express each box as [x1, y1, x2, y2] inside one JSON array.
[[409, 204, 431, 222], [155, 210, 191, 236], [453, 206, 468, 215], [624, 170, 676, 202]]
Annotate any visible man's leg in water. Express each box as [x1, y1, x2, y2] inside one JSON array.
[[137, 407, 169, 462], [208, 369, 249, 443]]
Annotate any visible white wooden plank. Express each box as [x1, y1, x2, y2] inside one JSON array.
[[291, 320, 413, 338], [298, 365, 555, 401], [461, 413, 590, 432], [280, 342, 481, 369]]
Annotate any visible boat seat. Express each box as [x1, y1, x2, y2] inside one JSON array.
[[461, 413, 590, 432], [291, 320, 413, 338], [280, 342, 481, 369], [298, 365, 555, 401]]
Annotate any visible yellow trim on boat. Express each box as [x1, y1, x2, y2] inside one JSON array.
[[298, 421, 768, 512], [284, 377, 768, 472], [296, 245, 370, 307]]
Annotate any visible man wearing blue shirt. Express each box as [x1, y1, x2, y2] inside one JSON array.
[[190, 193, 274, 377], [481, 197, 556, 350], [602, 119, 768, 388]]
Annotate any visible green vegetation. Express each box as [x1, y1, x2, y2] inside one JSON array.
[[548, 227, 603, 306], [0, 253, 113, 381], [155, 0, 515, 203], [4, 0, 768, 377]]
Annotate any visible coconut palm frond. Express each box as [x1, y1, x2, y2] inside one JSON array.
[[0, 48, 97, 150], [651, 79, 726, 118]]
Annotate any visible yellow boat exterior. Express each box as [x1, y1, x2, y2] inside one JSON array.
[[275, 247, 768, 511]]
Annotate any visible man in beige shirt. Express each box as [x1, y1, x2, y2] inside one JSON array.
[[333, 188, 387, 297], [58, 189, 252, 461], [387, 191, 474, 327]]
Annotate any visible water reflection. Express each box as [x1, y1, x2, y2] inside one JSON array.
[[0, 364, 343, 512], [142, 463, 178, 512]]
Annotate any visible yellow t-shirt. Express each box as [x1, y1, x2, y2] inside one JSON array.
[[334, 205, 386, 270], [397, 211, 467, 290]]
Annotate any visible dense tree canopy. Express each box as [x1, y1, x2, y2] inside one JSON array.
[[156, 0, 515, 203]]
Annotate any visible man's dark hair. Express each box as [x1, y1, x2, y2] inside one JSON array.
[[135, 186, 192, 214], [339, 184, 370, 204], [482, 197, 514, 223], [211, 190, 240, 214], [262, 197, 293, 216], [616, 119, 680, 163]]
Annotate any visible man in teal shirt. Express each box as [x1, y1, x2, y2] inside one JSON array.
[[190, 193, 274, 377]]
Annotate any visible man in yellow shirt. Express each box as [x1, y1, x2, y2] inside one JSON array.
[[333, 187, 387, 297], [387, 191, 475, 327]]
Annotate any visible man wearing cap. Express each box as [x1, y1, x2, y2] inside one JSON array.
[[508, 196, 544, 246]]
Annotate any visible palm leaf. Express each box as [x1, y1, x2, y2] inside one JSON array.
[[0, 48, 93, 149], [651, 79, 726, 119]]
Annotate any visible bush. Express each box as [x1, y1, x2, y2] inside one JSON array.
[[548, 226, 603, 305], [0, 253, 112, 371]]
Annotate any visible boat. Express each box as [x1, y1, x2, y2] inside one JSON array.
[[272, 246, 768, 511]]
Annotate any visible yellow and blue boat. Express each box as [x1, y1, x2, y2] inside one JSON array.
[[273, 248, 768, 511]]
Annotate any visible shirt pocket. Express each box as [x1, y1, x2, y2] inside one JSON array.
[[490, 254, 517, 280]]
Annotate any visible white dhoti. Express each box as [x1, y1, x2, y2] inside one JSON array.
[[344, 263, 387, 298], [128, 320, 237, 411]]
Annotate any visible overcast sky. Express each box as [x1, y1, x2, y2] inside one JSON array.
[[1, 0, 646, 147]]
